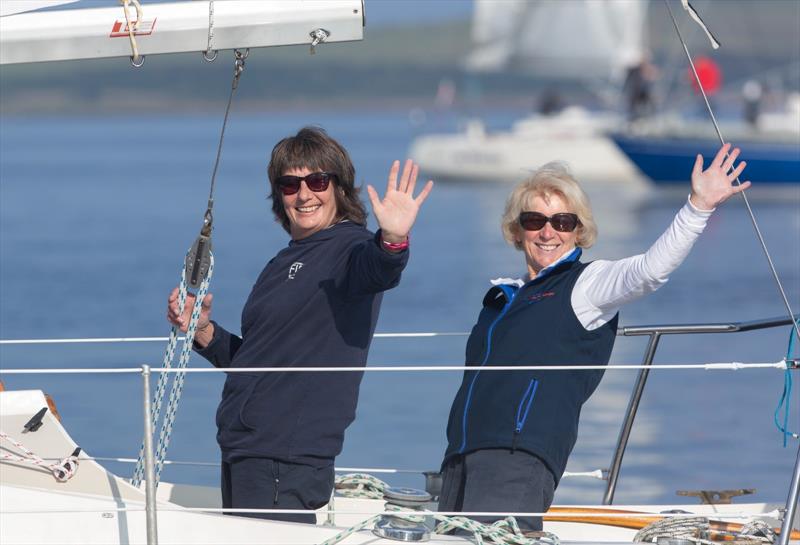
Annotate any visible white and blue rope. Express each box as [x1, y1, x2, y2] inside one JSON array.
[[131, 252, 213, 488]]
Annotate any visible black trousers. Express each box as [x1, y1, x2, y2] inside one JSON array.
[[221, 457, 334, 524], [438, 449, 556, 532]]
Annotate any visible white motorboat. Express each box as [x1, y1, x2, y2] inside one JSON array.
[[408, 0, 648, 185], [409, 107, 645, 185]]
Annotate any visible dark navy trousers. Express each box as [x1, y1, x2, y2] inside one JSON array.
[[221, 457, 334, 524], [438, 449, 556, 532]]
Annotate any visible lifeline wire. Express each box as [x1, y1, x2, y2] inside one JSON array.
[[0, 507, 783, 519], [664, 0, 800, 344], [0, 361, 788, 374]]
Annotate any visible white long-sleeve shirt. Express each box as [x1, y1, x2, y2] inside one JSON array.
[[492, 198, 712, 331]]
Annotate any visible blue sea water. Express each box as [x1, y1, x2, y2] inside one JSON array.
[[1, 111, 798, 507]]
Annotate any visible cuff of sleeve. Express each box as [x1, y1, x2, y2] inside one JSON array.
[[374, 229, 410, 258], [679, 196, 712, 234], [193, 320, 221, 354], [686, 194, 715, 214]]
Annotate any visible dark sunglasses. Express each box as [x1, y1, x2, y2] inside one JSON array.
[[519, 211, 581, 232], [275, 172, 337, 195]]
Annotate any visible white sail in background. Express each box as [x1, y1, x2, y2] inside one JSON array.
[[465, 0, 528, 73], [465, 0, 647, 81]]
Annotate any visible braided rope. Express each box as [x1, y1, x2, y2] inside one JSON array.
[[323, 473, 559, 545], [334, 473, 387, 499], [119, 0, 143, 63], [131, 253, 213, 488], [318, 508, 560, 545], [633, 515, 775, 544], [153, 256, 213, 484], [131, 284, 184, 486], [433, 514, 560, 545], [0, 431, 79, 482], [634, 516, 715, 544], [739, 519, 777, 542]]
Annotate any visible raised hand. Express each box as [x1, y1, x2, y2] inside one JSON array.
[[366, 159, 433, 242], [690, 143, 751, 210]]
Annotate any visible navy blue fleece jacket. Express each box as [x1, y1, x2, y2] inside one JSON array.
[[196, 221, 408, 465], [444, 254, 618, 484]]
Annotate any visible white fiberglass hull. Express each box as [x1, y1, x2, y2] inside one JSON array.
[[1, 390, 795, 544], [409, 108, 646, 186]]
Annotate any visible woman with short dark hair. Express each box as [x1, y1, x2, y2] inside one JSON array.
[[168, 126, 433, 523], [438, 143, 748, 533]]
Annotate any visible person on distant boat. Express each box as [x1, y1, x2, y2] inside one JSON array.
[[437, 143, 749, 534], [623, 53, 659, 121], [167, 126, 433, 523], [742, 79, 764, 127]]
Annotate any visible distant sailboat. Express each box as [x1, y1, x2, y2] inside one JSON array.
[[408, 0, 648, 185], [611, 93, 800, 185]]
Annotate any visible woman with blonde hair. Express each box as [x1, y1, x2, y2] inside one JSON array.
[[438, 143, 749, 533]]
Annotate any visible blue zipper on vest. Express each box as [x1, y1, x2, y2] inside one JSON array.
[[512, 379, 539, 453], [459, 285, 517, 453]]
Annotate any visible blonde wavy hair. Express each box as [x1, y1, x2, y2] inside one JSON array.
[[501, 162, 597, 251]]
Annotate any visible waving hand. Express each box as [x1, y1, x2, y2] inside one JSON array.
[[690, 143, 751, 210], [366, 159, 433, 243]]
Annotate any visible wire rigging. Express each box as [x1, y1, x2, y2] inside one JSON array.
[[664, 0, 800, 345]]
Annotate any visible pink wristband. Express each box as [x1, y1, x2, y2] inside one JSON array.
[[381, 235, 409, 251]]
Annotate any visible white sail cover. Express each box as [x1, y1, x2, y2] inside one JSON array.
[[465, 0, 646, 81]]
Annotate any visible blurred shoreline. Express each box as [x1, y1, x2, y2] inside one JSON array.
[[3, 1, 798, 116]]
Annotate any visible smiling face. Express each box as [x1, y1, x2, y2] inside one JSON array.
[[518, 193, 578, 279], [281, 167, 339, 240]]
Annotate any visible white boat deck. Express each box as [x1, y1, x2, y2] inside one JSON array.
[[2, 389, 795, 545]]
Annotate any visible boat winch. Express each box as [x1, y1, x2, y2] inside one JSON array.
[[372, 487, 432, 542]]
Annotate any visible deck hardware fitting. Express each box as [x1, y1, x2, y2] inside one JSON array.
[[22, 407, 48, 433]]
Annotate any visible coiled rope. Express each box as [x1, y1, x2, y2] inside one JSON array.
[[322, 473, 560, 545], [634, 515, 776, 544], [326, 474, 788, 545], [335, 473, 387, 499], [318, 504, 561, 545], [0, 431, 80, 483]]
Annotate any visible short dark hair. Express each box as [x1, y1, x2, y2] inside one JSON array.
[[267, 126, 367, 233]]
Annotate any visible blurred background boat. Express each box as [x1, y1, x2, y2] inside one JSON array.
[[611, 94, 800, 185], [408, 0, 800, 190], [408, 0, 648, 186]]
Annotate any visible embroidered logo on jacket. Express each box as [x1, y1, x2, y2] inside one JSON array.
[[527, 291, 555, 303], [288, 262, 304, 280]]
